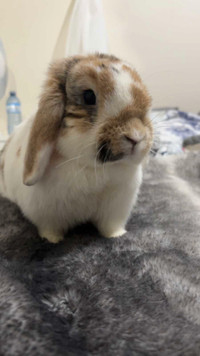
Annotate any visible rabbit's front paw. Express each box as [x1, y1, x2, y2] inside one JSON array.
[[99, 226, 127, 239], [108, 228, 127, 238], [39, 229, 64, 244]]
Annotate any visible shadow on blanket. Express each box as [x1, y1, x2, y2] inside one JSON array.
[[0, 152, 200, 355]]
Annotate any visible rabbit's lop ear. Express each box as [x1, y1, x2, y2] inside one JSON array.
[[23, 59, 70, 186]]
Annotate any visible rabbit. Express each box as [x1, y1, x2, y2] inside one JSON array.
[[0, 53, 153, 243]]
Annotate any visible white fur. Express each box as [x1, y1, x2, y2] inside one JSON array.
[[0, 62, 150, 244], [0, 117, 143, 243], [112, 61, 143, 90], [104, 70, 133, 117]]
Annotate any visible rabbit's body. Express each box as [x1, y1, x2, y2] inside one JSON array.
[[0, 116, 142, 242], [0, 54, 153, 243]]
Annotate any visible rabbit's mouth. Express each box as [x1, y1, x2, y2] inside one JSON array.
[[97, 133, 149, 164], [97, 141, 124, 163]]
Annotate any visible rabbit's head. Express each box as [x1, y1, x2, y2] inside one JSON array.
[[23, 54, 153, 185]]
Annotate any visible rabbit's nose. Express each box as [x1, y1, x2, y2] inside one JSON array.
[[124, 135, 138, 148]]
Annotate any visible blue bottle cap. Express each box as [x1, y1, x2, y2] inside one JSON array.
[[10, 91, 16, 96]]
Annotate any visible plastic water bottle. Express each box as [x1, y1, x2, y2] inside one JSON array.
[[6, 91, 22, 135]]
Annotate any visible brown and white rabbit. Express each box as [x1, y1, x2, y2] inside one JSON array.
[[0, 54, 153, 243]]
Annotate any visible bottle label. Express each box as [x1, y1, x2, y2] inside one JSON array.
[[7, 103, 20, 106]]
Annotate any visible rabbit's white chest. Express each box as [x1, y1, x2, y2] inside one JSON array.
[[1, 122, 142, 239], [21, 162, 110, 230], [25, 160, 139, 233]]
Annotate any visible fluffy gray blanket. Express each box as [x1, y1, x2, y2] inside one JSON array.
[[0, 152, 200, 356]]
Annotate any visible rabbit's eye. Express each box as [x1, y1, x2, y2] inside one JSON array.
[[83, 89, 96, 105]]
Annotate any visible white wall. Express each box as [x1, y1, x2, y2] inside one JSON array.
[[102, 0, 200, 112], [0, 0, 200, 134]]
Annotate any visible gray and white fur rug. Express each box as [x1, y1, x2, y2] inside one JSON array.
[[0, 152, 200, 356]]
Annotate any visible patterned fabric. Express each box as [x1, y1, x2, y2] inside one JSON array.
[[151, 109, 200, 155]]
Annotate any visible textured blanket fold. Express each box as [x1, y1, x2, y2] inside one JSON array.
[[0, 152, 200, 355]]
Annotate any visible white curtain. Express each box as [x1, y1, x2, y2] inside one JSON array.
[[65, 0, 108, 56]]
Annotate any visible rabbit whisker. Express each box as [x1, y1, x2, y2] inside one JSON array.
[[102, 145, 111, 182], [56, 154, 84, 168], [94, 143, 107, 185], [56, 141, 96, 169]]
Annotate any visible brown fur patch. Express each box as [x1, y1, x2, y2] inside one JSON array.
[[123, 64, 152, 115], [86, 53, 120, 66], [61, 117, 92, 135], [97, 107, 153, 156], [131, 86, 152, 114], [73, 65, 98, 84], [70, 62, 115, 99], [23, 58, 77, 182], [60, 104, 93, 134], [70, 57, 115, 100], [143, 116, 154, 153], [122, 65, 142, 83], [98, 69, 115, 99], [65, 106, 89, 119], [95, 53, 120, 62]]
